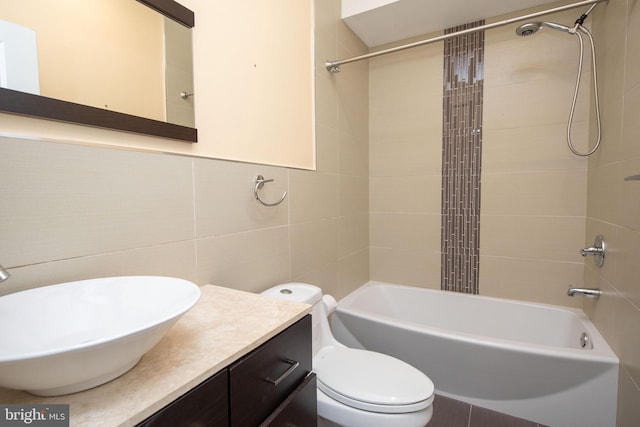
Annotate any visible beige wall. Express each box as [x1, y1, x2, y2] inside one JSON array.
[[194, 0, 315, 168], [584, 0, 640, 425], [0, 0, 316, 170], [369, 6, 588, 308], [0, 0, 368, 302], [369, 38, 443, 287], [482, 6, 589, 307]]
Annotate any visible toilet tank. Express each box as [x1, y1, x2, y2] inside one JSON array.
[[261, 283, 339, 356], [260, 283, 323, 305]]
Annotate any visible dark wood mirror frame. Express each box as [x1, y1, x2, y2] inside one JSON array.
[[0, 0, 197, 143]]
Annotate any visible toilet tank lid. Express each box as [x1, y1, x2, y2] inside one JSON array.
[[260, 283, 322, 305]]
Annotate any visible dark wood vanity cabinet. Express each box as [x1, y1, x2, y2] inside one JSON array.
[[137, 315, 316, 427], [138, 368, 229, 427], [229, 314, 314, 427], [258, 373, 316, 427]]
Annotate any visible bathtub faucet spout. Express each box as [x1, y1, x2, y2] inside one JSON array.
[[567, 286, 601, 299], [0, 264, 10, 284]]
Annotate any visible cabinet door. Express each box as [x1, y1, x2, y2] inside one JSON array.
[[229, 316, 312, 427], [259, 373, 317, 427], [137, 369, 229, 427]]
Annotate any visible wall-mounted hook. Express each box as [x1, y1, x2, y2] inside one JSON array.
[[254, 175, 287, 207]]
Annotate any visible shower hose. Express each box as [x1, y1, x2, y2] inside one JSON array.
[[567, 24, 602, 157]]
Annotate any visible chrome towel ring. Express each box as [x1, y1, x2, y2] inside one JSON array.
[[254, 175, 287, 207]]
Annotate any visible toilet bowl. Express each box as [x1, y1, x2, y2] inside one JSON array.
[[261, 283, 434, 427]]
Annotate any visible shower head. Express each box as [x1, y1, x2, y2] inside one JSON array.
[[515, 22, 542, 36], [515, 21, 571, 37]]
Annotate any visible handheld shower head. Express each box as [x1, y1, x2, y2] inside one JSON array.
[[541, 21, 571, 33], [515, 21, 571, 37]]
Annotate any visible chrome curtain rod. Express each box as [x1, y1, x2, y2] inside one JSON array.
[[325, 0, 607, 73]]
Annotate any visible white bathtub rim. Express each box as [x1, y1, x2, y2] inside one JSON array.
[[336, 281, 618, 365], [351, 280, 592, 318]]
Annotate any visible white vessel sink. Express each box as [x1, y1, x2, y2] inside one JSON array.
[[0, 276, 201, 396]]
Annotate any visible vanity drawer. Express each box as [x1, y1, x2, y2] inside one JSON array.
[[229, 315, 312, 427], [137, 368, 229, 427], [259, 372, 317, 427]]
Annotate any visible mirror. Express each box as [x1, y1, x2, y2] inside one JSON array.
[[0, 0, 197, 142]]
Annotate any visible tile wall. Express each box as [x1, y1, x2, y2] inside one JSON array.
[[369, 37, 444, 287], [369, 0, 640, 424], [481, 6, 589, 306], [584, 0, 640, 425], [370, 6, 589, 308], [441, 20, 485, 294]]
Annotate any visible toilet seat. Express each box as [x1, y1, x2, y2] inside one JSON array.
[[314, 346, 434, 414]]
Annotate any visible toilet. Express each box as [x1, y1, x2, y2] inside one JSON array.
[[261, 283, 434, 427]]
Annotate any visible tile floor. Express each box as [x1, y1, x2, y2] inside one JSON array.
[[429, 395, 550, 427]]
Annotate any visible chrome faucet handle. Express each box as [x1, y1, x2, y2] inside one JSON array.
[[580, 235, 605, 268], [0, 264, 10, 283], [580, 247, 603, 256]]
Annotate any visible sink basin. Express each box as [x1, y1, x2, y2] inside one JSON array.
[[0, 276, 201, 396]]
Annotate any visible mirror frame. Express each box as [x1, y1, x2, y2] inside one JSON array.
[[0, 0, 197, 143]]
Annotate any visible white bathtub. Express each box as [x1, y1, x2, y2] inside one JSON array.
[[331, 281, 618, 427]]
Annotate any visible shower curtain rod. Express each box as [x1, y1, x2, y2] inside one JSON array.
[[325, 0, 606, 73]]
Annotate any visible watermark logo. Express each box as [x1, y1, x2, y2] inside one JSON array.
[[0, 405, 69, 427]]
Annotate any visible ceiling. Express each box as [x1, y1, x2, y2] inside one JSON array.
[[342, 0, 565, 47]]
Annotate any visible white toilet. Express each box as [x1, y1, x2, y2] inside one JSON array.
[[261, 283, 434, 427]]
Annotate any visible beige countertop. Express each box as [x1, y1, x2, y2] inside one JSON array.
[[0, 284, 311, 426]]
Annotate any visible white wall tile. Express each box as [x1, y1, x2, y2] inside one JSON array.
[[0, 137, 195, 268], [194, 158, 288, 237], [0, 241, 197, 297], [197, 226, 290, 293]]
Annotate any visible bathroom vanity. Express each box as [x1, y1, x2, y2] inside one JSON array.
[[138, 315, 315, 426], [0, 285, 315, 426]]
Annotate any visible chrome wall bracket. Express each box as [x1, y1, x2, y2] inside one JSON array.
[[580, 234, 605, 267], [254, 175, 287, 207]]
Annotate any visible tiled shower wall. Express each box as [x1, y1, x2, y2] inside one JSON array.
[[369, 38, 443, 286], [583, 0, 640, 425], [0, 0, 370, 301], [441, 21, 485, 294], [370, 2, 640, 422], [370, 6, 589, 307]]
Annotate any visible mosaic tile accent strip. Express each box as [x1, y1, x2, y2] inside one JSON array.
[[441, 21, 485, 294]]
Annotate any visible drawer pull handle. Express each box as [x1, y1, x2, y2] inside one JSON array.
[[265, 359, 300, 386]]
